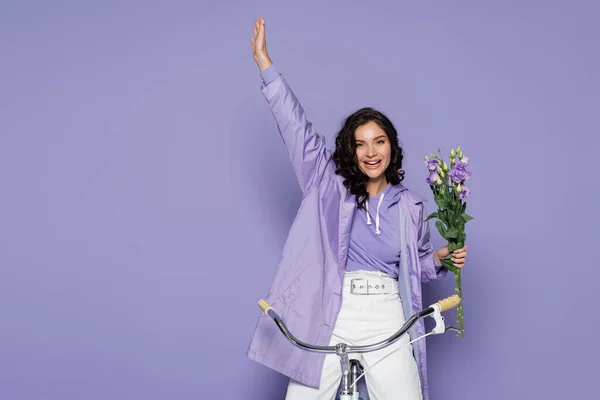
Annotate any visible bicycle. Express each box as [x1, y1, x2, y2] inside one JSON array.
[[257, 294, 462, 400]]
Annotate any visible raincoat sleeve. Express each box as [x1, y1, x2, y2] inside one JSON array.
[[417, 202, 449, 282], [259, 65, 334, 195]]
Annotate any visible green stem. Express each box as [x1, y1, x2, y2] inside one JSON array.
[[455, 270, 464, 339]]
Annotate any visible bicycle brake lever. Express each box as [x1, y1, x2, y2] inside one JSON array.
[[445, 325, 461, 334], [431, 304, 462, 335], [430, 304, 446, 334]]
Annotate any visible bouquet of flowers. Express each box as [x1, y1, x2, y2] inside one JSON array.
[[424, 147, 473, 339]]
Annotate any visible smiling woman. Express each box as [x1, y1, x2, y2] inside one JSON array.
[[355, 124, 391, 179], [332, 108, 406, 211], [246, 16, 468, 400]]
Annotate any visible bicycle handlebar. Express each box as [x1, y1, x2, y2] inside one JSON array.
[[258, 299, 273, 314], [257, 294, 461, 355], [436, 294, 461, 312]]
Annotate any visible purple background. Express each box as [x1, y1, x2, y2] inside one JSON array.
[[1, 1, 598, 399]]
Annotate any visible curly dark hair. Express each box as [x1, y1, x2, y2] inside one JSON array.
[[332, 107, 405, 209]]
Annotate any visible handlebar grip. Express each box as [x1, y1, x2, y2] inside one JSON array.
[[258, 299, 273, 315], [436, 294, 461, 312]]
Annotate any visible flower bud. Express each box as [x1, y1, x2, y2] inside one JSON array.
[[439, 169, 445, 178], [436, 177, 442, 185], [450, 149, 455, 158], [459, 150, 463, 159], [443, 162, 449, 171], [456, 183, 462, 193], [424, 155, 429, 161]]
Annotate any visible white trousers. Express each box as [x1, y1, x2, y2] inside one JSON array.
[[285, 270, 423, 400]]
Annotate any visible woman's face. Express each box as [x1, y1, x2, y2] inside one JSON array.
[[354, 121, 391, 181]]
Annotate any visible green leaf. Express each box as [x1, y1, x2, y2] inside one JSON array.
[[441, 258, 459, 273], [425, 212, 439, 221], [434, 195, 447, 210], [450, 196, 460, 214], [453, 196, 461, 211], [435, 220, 447, 238], [446, 227, 459, 239], [462, 213, 473, 223], [438, 209, 449, 225], [447, 242, 461, 252], [461, 202, 467, 213], [448, 208, 458, 226]]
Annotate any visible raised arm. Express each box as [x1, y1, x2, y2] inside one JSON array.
[[250, 17, 333, 195]]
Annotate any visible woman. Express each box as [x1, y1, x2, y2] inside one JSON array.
[[246, 17, 467, 400]]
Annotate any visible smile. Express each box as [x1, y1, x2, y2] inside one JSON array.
[[364, 160, 382, 169]]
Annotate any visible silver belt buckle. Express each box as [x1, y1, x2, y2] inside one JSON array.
[[351, 278, 387, 295], [351, 278, 366, 295]]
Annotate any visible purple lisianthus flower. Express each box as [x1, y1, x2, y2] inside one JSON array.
[[425, 158, 439, 171], [459, 185, 470, 200], [449, 166, 471, 183], [425, 171, 440, 185], [454, 160, 467, 171]]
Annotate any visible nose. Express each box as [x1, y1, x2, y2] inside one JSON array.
[[365, 145, 377, 158]]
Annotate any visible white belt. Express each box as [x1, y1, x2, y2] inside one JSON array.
[[349, 277, 397, 295]]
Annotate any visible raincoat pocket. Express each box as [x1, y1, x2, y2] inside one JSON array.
[[274, 263, 311, 312]]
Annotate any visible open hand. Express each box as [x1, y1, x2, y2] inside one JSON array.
[[435, 244, 467, 269], [250, 17, 273, 72]]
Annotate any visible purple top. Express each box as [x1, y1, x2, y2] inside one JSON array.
[[261, 65, 410, 278], [346, 182, 404, 277]]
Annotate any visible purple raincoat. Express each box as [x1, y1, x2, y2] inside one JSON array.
[[247, 73, 447, 400]]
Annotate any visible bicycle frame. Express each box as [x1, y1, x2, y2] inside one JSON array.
[[257, 295, 461, 400]]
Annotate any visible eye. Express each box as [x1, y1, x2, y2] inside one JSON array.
[[377, 140, 386, 144], [356, 143, 363, 148]]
